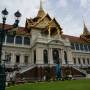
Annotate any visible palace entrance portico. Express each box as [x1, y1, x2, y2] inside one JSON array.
[[52, 48, 62, 79], [52, 48, 62, 64]]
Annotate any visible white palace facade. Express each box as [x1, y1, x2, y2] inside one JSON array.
[[1, 2, 90, 80]]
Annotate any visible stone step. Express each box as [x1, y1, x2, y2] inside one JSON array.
[[72, 66, 87, 75], [19, 64, 36, 74], [86, 74, 90, 78]]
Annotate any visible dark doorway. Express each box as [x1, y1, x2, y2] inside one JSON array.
[[16, 55, 20, 64], [52, 49, 59, 64], [43, 49, 48, 64], [34, 50, 36, 64], [64, 51, 68, 64]]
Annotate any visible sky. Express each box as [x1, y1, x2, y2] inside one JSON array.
[[0, 0, 90, 36]]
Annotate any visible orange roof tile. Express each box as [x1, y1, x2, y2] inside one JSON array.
[[0, 23, 30, 36], [62, 34, 89, 44]]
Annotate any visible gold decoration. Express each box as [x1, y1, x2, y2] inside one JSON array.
[[47, 21, 52, 37], [56, 26, 60, 35]]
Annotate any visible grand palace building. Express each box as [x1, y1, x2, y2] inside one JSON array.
[[0, 1, 90, 81]]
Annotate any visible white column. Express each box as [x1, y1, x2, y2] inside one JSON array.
[[36, 48, 43, 64], [2, 51, 5, 60], [67, 48, 73, 64], [49, 48, 53, 64], [11, 52, 15, 65], [80, 57, 83, 65], [85, 56, 88, 66], [28, 54, 31, 64], [22, 36, 24, 46], [20, 53, 24, 65], [76, 57, 80, 66], [61, 49, 64, 64], [59, 49, 62, 63], [31, 50, 34, 64]]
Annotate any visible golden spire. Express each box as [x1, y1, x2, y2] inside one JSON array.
[[37, 0, 46, 18], [40, 0, 43, 10], [83, 19, 89, 35]]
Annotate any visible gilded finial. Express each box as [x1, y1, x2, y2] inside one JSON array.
[[40, 0, 43, 10], [82, 17, 89, 35]]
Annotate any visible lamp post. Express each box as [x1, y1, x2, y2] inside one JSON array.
[[0, 8, 21, 90]]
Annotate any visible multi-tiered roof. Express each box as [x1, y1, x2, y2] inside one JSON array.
[[25, 0, 62, 36], [0, 0, 90, 44]]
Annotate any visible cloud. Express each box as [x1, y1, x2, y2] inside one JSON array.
[[42, 0, 47, 2], [58, 0, 67, 8], [0, 0, 49, 26], [60, 14, 82, 36], [0, 0, 90, 36], [0, 0, 39, 26], [80, 0, 90, 8]]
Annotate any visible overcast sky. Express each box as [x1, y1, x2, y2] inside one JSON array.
[[0, 0, 90, 36]]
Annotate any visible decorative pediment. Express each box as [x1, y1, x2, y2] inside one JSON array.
[[47, 18, 62, 31], [48, 40, 64, 45], [35, 14, 52, 28]]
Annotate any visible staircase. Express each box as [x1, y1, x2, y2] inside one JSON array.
[[72, 66, 87, 76], [86, 74, 90, 78], [19, 64, 36, 74]]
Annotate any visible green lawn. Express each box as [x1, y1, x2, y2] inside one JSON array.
[[6, 79, 90, 90]]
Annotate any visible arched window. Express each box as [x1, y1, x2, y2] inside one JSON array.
[[64, 51, 68, 64], [87, 58, 90, 64], [16, 55, 20, 64], [24, 37, 30, 45], [15, 36, 22, 44], [84, 44, 88, 51], [80, 44, 84, 51], [71, 43, 75, 49], [83, 58, 85, 64], [73, 58, 76, 64], [5, 53, 11, 63], [52, 49, 59, 64], [6, 35, 14, 43], [88, 45, 90, 51], [43, 49, 48, 64], [75, 43, 79, 50], [78, 58, 81, 64]]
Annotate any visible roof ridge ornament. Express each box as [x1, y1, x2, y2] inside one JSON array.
[[80, 17, 90, 41], [37, 0, 46, 18], [40, 0, 43, 11], [83, 18, 90, 35]]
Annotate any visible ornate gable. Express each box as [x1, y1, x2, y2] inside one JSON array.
[[25, 0, 63, 36], [48, 40, 64, 45], [34, 14, 51, 28], [47, 18, 62, 30], [80, 21, 90, 43]]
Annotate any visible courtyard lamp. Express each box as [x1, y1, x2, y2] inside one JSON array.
[[14, 10, 22, 28], [0, 8, 21, 90]]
